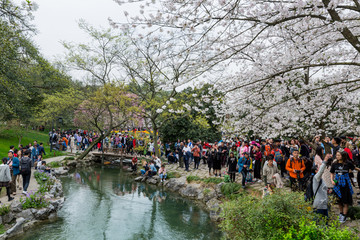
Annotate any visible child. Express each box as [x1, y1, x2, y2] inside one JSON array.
[[158, 164, 167, 182]]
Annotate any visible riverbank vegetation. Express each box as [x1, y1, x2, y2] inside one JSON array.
[[220, 190, 357, 240]]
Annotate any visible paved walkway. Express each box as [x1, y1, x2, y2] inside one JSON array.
[[0, 155, 68, 205]]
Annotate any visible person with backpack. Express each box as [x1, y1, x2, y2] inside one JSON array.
[[0, 158, 14, 202], [238, 152, 251, 188], [20, 150, 33, 194], [271, 144, 284, 177], [7, 151, 19, 196], [311, 154, 332, 218], [286, 149, 306, 191]]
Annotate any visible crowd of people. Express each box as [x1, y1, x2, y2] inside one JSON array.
[[0, 142, 38, 202], [156, 136, 360, 224], [16, 128, 360, 224]]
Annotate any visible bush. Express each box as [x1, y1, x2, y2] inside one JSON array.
[[167, 172, 181, 179], [186, 175, 201, 183], [203, 188, 211, 195], [34, 171, 54, 193], [202, 177, 223, 184], [283, 218, 357, 240], [48, 161, 62, 168], [348, 206, 360, 220], [20, 191, 48, 210], [220, 191, 315, 240], [0, 205, 10, 216], [34, 171, 50, 183], [221, 183, 241, 197], [0, 225, 5, 235]]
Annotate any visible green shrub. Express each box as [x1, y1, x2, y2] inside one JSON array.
[[186, 175, 201, 183], [202, 177, 223, 184], [221, 183, 241, 197], [203, 188, 211, 195], [220, 191, 315, 240], [0, 205, 10, 216], [64, 156, 75, 160], [0, 225, 5, 235], [34, 171, 54, 193], [224, 174, 230, 183], [20, 192, 48, 210], [167, 172, 181, 179], [348, 206, 360, 220], [283, 218, 357, 240], [48, 161, 62, 168]]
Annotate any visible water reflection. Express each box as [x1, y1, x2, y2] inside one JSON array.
[[21, 167, 221, 240]]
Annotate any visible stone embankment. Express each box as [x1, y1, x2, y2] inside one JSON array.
[[0, 173, 65, 239], [134, 174, 225, 221]]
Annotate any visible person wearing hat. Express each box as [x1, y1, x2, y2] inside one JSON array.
[[238, 152, 251, 188]]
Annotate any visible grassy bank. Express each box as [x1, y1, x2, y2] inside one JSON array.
[[0, 128, 66, 158]]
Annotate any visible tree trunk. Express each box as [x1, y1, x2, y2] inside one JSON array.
[[153, 131, 160, 157], [77, 136, 103, 160], [152, 120, 160, 157]]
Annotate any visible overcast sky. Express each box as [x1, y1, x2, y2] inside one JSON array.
[[17, 0, 134, 80], [30, 0, 128, 57]]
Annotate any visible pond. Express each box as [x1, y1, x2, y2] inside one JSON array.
[[21, 167, 222, 240]]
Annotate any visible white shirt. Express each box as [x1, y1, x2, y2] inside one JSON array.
[[183, 146, 191, 153]]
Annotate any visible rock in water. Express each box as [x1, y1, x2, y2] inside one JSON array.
[[6, 217, 25, 238]]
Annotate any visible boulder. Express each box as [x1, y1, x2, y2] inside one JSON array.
[[165, 178, 186, 192], [179, 184, 202, 199], [203, 189, 217, 203], [6, 217, 25, 238], [53, 167, 68, 176], [2, 212, 15, 224], [215, 182, 225, 198], [31, 208, 50, 220], [66, 161, 77, 168], [49, 197, 65, 210], [48, 212, 57, 221], [10, 200, 23, 213], [134, 176, 144, 182], [206, 198, 222, 222], [147, 177, 158, 185], [15, 209, 33, 221]]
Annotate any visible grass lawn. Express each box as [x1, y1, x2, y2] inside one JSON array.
[[0, 128, 67, 159]]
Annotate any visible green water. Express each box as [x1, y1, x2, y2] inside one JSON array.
[[21, 167, 222, 240]]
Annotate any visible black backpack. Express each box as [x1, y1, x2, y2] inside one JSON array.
[[304, 174, 322, 203], [20, 157, 32, 174]]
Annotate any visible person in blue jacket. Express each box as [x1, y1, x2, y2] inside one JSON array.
[[7, 151, 19, 195], [238, 152, 251, 188]]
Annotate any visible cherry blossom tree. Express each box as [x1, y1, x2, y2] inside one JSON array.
[[115, 0, 360, 138], [74, 84, 139, 160]]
